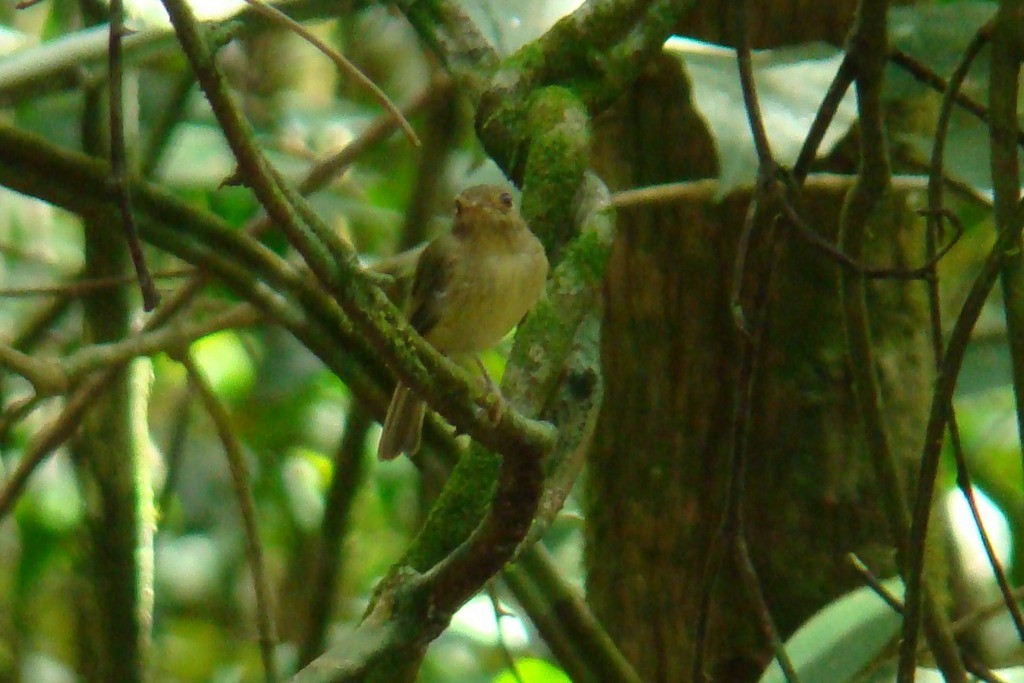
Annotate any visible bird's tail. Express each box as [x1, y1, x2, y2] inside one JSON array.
[[378, 383, 426, 460]]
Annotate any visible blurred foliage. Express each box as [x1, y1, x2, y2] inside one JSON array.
[[0, 0, 1022, 681]]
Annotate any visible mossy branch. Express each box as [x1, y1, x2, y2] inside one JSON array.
[[0, 122, 391, 521], [294, 113, 608, 683], [388, 0, 695, 183], [161, 0, 553, 465], [0, 0, 680, 677]]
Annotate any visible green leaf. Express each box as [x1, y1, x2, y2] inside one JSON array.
[[759, 579, 903, 683], [492, 658, 571, 683]]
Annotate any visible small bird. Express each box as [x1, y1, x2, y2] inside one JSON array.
[[377, 184, 549, 460]]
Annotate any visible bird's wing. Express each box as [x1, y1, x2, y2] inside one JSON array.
[[408, 233, 459, 337]]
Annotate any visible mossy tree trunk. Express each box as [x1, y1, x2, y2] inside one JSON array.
[[584, 4, 938, 680]]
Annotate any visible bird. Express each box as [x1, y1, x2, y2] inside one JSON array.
[[377, 184, 549, 460]]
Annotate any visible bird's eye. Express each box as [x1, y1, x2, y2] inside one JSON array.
[[499, 192, 513, 210], [454, 197, 465, 216]]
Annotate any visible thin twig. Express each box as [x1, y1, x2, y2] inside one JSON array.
[[692, 526, 726, 682], [903, 5, 1024, 677], [0, 117, 396, 526], [0, 394, 43, 440], [109, 0, 159, 310], [162, 0, 352, 308], [0, 372, 113, 520], [501, 565, 595, 683], [504, 545, 642, 683], [963, 653, 1009, 683], [703, 197, 795, 680], [779, 191, 963, 280], [2, 303, 258, 396], [727, 209, 798, 683], [703, 3, 799, 680], [398, 80, 458, 250], [0, 267, 192, 298], [834, 2, 964, 680], [0, 343, 67, 396], [162, 0, 553, 500], [63, 303, 260, 381], [298, 84, 440, 198], [793, 54, 856, 183], [735, 537, 796, 681], [238, 0, 420, 148], [888, 46, 1024, 150], [486, 582, 526, 683], [611, 173, 978, 208], [952, 584, 1024, 637], [847, 553, 904, 614], [298, 405, 370, 666], [920, 18, 1024, 641], [988, 0, 1024, 555], [182, 353, 278, 683], [729, 180, 764, 335], [733, 0, 774, 167], [0, 239, 64, 267]]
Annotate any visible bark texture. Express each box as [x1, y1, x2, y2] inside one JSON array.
[[585, 7, 936, 679]]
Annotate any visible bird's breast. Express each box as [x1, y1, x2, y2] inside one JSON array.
[[426, 243, 547, 355]]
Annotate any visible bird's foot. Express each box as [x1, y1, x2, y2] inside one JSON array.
[[480, 389, 505, 424]]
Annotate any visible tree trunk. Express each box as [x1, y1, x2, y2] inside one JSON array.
[[585, 8, 937, 680]]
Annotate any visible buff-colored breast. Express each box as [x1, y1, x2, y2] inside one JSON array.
[[424, 235, 548, 355]]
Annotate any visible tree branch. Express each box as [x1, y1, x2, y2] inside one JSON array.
[[160, 0, 552, 472]]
